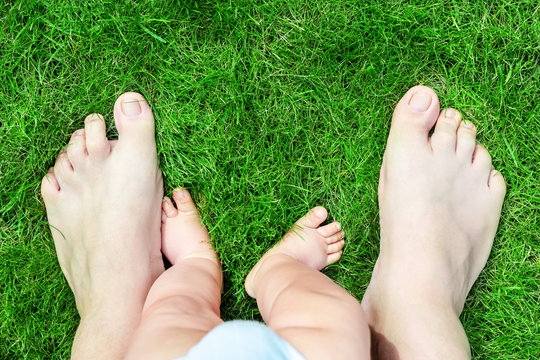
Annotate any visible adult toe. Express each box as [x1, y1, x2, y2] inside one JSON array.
[[455, 119, 477, 161], [84, 114, 110, 157], [53, 151, 74, 188], [388, 85, 440, 148], [41, 167, 61, 201], [488, 169, 506, 200], [113, 92, 156, 148], [430, 108, 462, 154], [66, 129, 88, 168]]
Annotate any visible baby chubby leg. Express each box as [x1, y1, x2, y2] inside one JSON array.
[[125, 189, 223, 360], [245, 207, 371, 360]]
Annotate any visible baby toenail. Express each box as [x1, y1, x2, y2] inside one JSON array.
[[445, 109, 456, 118], [336, 223, 341, 230], [121, 97, 142, 117], [174, 188, 186, 199], [408, 92, 432, 112], [462, 119, 473, 127], [74, 129, 84, 136]]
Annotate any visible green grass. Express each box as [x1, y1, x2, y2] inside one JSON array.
[[0, 0, 538, 358]]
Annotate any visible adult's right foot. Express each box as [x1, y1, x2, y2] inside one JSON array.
[[361, 86, 506, 359]]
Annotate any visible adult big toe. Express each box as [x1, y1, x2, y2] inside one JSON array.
[[113, 92, 156, 147], [388, 85, 440, 147]]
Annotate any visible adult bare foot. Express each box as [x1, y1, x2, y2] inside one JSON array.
[[41, 93, 165, 359], [361, 86, 506, 359], [245, 206, 345, 297]]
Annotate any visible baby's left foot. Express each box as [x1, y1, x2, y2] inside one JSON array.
[[245, 207, 345, 297]]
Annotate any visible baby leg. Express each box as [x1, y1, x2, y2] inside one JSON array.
[[125, 189, 223, 360], [245, 207, 371, 360]]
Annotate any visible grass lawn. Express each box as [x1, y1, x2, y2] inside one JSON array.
[[0, 0, 538, 358]]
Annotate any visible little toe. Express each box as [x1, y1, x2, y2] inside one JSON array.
[[162, 196, 178, 219], [113, 92, 155, 147], [53, 152, 74, 187], [296, 206, 328, 229], [327, 240, 345, 254], [488, 169, 507, 199], [326, 251, 342, 266], [84, 114, 110, 156], [172, 188, 198, 214], [41, 167, 60, 200], [389, 85, 440, 146], [455, 119, 477, 160], [317, 221, 341, 237], [430, 108, 462, 153], [66, 129, 87, 167], [326, 231, 345, 244]]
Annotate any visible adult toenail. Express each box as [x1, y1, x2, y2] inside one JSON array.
[[121, 96, 142, 117], [408, 92, 432, 112], [315, 208, 326, 218], [445, 108, 456, 118]]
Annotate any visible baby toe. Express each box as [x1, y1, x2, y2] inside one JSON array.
[[296, 206, 328, 230], [326, 231, 345, 244], [327, 240, 345, 254], [317, 221, 341, 237], [326, 251, 343, 266], [162, 196, 178, 219]]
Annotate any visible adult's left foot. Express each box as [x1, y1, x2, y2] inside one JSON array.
[[41, 92, 164, 359]]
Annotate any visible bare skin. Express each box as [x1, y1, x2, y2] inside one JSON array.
[[245, 207, 371, 360], [361, 86, 506, 359], [125, 188, 223, 360], [41, 93, 165, 359]]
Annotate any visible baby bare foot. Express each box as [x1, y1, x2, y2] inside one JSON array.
[[245, 206, 345, 297], [361, 86, 506, 359], [124, 189, 223, 360], [160, 188, 217, 264], [40, 93, 164, 359]]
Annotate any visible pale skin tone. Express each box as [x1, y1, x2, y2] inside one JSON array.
[[362, 85, 506, 359], [41, 86, 505, 359]]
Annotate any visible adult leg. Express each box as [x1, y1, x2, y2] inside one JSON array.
[[361, 86, 506, 359], [245, 207, 371, 360], [125, 189, 223, 360]]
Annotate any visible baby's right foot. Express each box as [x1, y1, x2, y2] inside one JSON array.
[[160, 188, 217, 264], [245, 207, 345, 297], [362, 86, 506, 359]]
